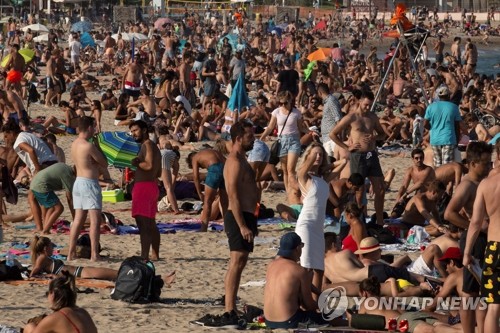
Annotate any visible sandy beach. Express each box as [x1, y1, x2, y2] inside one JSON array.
[[0, 30, 498, 332]]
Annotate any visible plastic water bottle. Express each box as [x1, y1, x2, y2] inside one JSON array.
[[6, 251, 15, 267]]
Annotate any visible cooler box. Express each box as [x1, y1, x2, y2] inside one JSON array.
[[102, 189, 125, 203]]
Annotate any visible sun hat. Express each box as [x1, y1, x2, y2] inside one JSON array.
[[277, 232, 303, 258], [354, 237, 380, 255], [438, 247, 462, 261]]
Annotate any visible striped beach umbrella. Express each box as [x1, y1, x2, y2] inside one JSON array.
[[97, 132, 140, 170]]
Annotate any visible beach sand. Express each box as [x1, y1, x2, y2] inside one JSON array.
[[0, 32, 496, 332]]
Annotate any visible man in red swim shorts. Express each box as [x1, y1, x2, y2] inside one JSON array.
[[130, 120, 162, 260], [4, 44, 26, 93]]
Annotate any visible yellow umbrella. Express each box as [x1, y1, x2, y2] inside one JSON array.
[[1, 49, 36, 68], [307, 48, 332, 62]]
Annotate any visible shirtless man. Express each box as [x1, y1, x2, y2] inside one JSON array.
[[264, 232, 328, 329], [130, 120, 162, 260], [330, 90, 386, 225], [463, 164, 500, 333], [67, 117, 108, 261], [276, 178, 302, 222], [45, 51, 60, 107], [396, 148, 435, 203], [329, 173, 365, 219], [464, 39, 478, 77], [433, 35, 445, 65], [407, 230, 461, 278], [401, 180, 447, 236], [127, 88, 156, 120], [122, 57, 145, 101], [187, 149, 228, 232], [445, 141, 492, 333], [0, 90, 27, 124], [103, 32, 116, 63], [222, 120, 258, 318], [178, 53, 192, 101], [436, 66, 462, 105], [450, 37, 462, 64], [4, 44, 25, 93], [435, 161, 467, 196]]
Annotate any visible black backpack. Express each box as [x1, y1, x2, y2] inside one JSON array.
[[0, 261, 23, 281], [111, 256, 164, 303]]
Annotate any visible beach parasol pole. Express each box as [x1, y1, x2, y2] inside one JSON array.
[[132, 37, 135, 60]]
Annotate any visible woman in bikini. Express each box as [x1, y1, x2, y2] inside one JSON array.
[[23, 271, 98, 333], [30, 236, 117, 280], [114, 92, 133, 126]]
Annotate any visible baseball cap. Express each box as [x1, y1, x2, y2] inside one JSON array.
[[438, 247, 462, 261], [277, 232, 303, 258], [437, 86, 450, 97], [283, 58, 291, 67], [354, 237, 380, 255], [175, 95, 192, 114]]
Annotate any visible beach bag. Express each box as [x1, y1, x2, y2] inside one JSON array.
[[111, 256, 164, 303], [269, 110, 292, 165], [0, 261, 23, 281], [366, 223, 400, 244]]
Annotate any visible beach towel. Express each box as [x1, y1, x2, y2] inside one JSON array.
[[0, 325, 19, 333], [4, 278, 114, 289]]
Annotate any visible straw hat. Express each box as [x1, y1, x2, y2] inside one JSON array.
[[354, 237, 380, 255]]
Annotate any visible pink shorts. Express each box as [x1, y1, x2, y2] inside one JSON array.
[[132, 181, 159, 219]]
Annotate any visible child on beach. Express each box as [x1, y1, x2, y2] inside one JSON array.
[[29, 235, 117, 280]]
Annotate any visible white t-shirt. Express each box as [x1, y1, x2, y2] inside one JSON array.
[[271, 107, 302, 136], [13, 132, 57, 173], [69, 40, 81, 57]]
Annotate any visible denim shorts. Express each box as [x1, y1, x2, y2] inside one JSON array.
[[248, 139, 270, 163], [279, 134, 301, 157]]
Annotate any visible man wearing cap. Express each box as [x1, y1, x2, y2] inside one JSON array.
[[424, 85, 461, 168], [264, 232, 328, 329], [423, 247, 465, 313]]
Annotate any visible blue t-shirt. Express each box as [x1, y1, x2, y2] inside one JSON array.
[[424, 101, 461, 145]]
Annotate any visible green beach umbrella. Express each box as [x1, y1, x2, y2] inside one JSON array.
[[97, 131, 140, 170]]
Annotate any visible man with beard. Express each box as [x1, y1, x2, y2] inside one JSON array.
[[129, 120, 162, 260], [208, 120, 258, 327]]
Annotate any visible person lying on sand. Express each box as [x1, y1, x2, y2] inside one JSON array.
[[29, 236, 177, 285]]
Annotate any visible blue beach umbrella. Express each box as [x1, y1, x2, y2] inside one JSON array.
[[80, 32, 95, 48], [71, 21, 93, 33], [228, 74, 250, 113]]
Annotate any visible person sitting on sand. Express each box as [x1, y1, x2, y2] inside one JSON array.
[[69, 80, 92, 107], [43, 101, 80, 135], [341, 202, 368, 253], [114, 92, 134, 126], [406, 227, 461, 278], [30, 236, 118, 280], [100, 89, 118, 111], [329, 173, 365, 220], [44, 134, 66, 163], [263, 232, 329, 329], [396, 148, 435, 204], [23, 271, 98, 333], [400, 180, 448, 236]]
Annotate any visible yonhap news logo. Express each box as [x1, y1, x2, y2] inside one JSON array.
[[318, 287, 349, 320]]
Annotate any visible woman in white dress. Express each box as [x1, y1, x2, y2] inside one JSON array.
[[294, 142, 334, 295]]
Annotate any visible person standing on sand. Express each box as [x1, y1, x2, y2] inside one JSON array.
[[463, 165, 500, 333], [329, 90, 387, 225], [67, 117, 108, 262], [218, 120, 258, 326], [122, 57, 145, 101], [130, 120, 162, 260]]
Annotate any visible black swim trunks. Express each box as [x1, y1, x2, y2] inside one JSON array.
[[265, 310, 328, 329], [224, 210, 258, 252], [481, 241, 500, 304], [459, 230, 487, 293], [350, 150, 384, 179]]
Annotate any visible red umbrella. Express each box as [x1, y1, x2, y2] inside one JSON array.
[[313, 20, 327, 31], [154, 17, 174, 30]]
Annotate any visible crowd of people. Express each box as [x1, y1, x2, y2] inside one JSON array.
[[0, 4, 499, 332]]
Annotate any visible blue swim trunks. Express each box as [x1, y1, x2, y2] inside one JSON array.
[[205, 162, 225, 190], [32, 190, 60, 208]]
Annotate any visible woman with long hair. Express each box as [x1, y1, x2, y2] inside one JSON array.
[[260, 90, 309, 192], [294, 143, 333, 296], [23, 272, 98, 333]]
